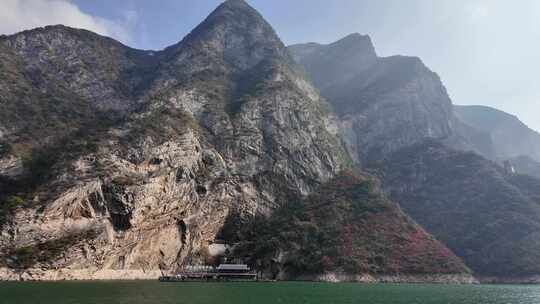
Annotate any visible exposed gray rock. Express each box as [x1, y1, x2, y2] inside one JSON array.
[[1, 25, 156, 111], [0, 155, 24, 179], [0, 0, 348, 280]]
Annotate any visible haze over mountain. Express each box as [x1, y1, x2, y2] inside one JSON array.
[[289, 35, 494, 163], [454, 105, 540, 176], [290, 33, 540, 281]]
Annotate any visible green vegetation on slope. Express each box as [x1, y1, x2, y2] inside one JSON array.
[[223, 171, 467, 278], [375, 140, 540, 276], [1, 230, 99, 270]]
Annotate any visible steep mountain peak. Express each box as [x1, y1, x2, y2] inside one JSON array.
[[288, 33, 378, 92], [220, 0, 251, 9], [206, 0, 261, 22], [0, 0, 355, 281], [165, 0, 288, 71], [290, 36, 462, 163], [331, 33, 376, 56]]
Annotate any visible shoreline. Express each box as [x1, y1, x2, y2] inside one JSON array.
[[3, 268, 540, 284], [0, 268, 478, 284], [477, 276, 540, 285], [289, 273, 478, 284]]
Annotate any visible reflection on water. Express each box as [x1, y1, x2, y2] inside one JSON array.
[[1, 282, 540, 304]]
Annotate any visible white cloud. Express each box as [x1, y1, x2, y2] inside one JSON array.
[[0, 0, 135, 44]]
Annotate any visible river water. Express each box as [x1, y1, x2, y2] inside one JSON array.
[[1, 281, 539, 304]]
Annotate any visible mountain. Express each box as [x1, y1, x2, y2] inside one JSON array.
[[0, 0, 349, 280], [290, 36, 493, 164], [375, 141, 540, 280], [509, 156, 540, 179], [289, 34, 377, 95], [0, 25, 157, 203], [0, 0, 469, 282], [224, 171, 471, 282], [290, 34, 540, 282], [454, 105, 540, 176]]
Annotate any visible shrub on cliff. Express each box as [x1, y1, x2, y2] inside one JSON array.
[[227, 171, 468, 278]]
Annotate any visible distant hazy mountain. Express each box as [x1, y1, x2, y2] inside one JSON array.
[[377, 140, 540, 279], [454, 105, 540, 176], [289, 34, 377, 95], [290, 34, 540, 282], [509, 156, 540, 179]]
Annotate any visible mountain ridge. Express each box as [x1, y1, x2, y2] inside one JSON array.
[[0, 0, 473, 282], [1, 0, 538, 283], [289, 37, 485, 164], [290, 33, 540, 281]]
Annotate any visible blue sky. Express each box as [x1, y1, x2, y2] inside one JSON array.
[[2, 0, 539, 132]]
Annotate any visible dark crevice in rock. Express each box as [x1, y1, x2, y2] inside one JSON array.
[[102, 184, 134, 231], [149, 157, 163, 165], [196, 185, 207, 196], [178, 220, 187, 245], [87, 191, 106, 217], [118, 256, 125, 270], [110, 212, 132, 231]]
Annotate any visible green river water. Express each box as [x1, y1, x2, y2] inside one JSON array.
[[1, 281, 539, 304]]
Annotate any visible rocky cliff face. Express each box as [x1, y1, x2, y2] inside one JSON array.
[[289, 36, 494, 164], [1, 25, 156, 112], [0, 0, 351, 280]]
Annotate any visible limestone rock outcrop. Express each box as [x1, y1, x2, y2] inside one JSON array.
[[0, 0, 348, 279]]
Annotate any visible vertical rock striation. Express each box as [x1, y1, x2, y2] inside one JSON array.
[[0, 0, 348, 280]]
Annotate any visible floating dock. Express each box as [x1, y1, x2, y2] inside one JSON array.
[[159, 264, 257, 282]]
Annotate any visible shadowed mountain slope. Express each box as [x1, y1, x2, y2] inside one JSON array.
[[374, 141, 540, 278], [291, 34, 540, 282], [455, 105, 540, 177], [290, 36, 493, 164]]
